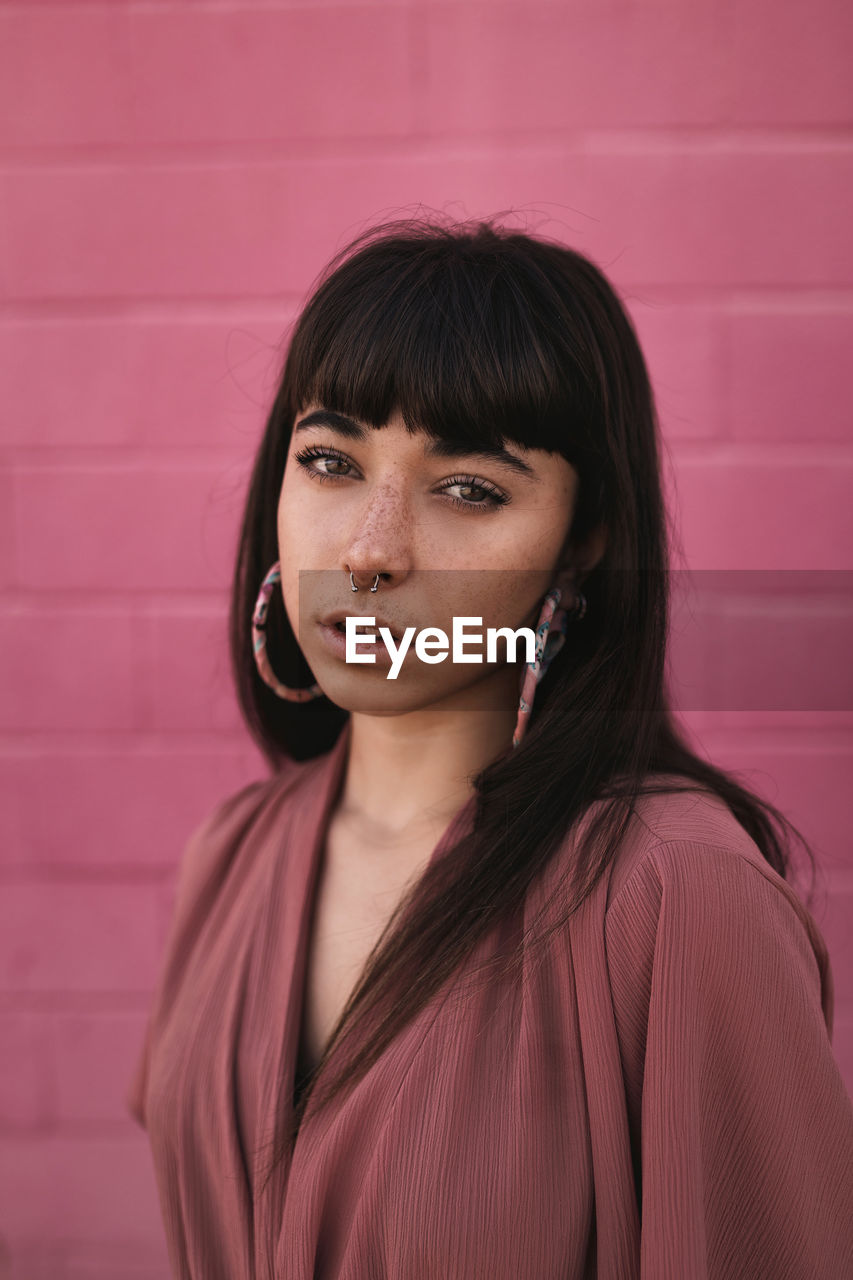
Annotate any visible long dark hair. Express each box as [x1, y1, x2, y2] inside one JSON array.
[[228, 213, 819, 1193]]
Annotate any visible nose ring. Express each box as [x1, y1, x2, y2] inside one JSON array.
[[350, 571, 380, 593]]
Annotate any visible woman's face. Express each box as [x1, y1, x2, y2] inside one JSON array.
[[277, 402, 586, 716]]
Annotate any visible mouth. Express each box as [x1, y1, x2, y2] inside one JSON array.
[[321, 613, 407, 642]]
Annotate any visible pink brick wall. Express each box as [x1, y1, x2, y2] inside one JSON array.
[[1, 0, 851, 1272]]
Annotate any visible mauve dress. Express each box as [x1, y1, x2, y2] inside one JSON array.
[[127, 718, 853, 1278]]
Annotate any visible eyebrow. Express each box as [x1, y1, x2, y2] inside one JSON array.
[[293, 409, 542, 482]]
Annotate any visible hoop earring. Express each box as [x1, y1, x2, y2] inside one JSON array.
[[251, 561, 325, 702], [512, 584, 586, 749]]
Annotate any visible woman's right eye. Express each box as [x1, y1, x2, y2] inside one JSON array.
[[293, 445, 355, 481]]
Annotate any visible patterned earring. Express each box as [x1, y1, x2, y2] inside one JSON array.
[[252, 561, 325, 702], [512, 584, 586, 749]]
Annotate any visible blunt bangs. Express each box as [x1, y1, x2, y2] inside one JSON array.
[[283, 220, 599, 471]]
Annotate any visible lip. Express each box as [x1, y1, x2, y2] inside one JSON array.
[[317, 617, 400, 665], [319, 609, 409, 642]]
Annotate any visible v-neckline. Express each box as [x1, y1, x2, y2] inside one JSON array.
[[263, 718, 480, 1173]]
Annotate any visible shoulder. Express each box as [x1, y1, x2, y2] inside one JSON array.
[[602, 778, 832, 1033], [604, 774, 773, 908], [169, 755, 312, 920], [127, 752, 332, 1129]]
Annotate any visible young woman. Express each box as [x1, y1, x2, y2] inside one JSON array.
[[128, 217, 853, 1279]]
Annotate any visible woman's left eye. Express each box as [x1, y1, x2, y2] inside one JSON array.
[[292, 446, 510, 514], [436, 477, 510, 513]]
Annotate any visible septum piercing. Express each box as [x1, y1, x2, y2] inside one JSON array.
[[351, 571, 380, 593]]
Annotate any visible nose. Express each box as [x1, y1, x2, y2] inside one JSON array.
[[340, 482, 415, 581]]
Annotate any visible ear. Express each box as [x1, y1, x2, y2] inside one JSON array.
[[553, 524, 608, 595], [575, 523, 608, 575]]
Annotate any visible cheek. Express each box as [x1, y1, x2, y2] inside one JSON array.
[[425, 572, 549, 646], [275, 497, 302, 627], [486, 511, 570, 617], [276, 474, 297, 545], [276, 506, 292, 561], [470, 499, 568, 569], [276, 476, 313, 565]]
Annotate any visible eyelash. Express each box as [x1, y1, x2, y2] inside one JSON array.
[[292, 445, 511, 514]]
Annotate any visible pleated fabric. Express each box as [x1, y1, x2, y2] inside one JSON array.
[[127, 719, 853, 1278]]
